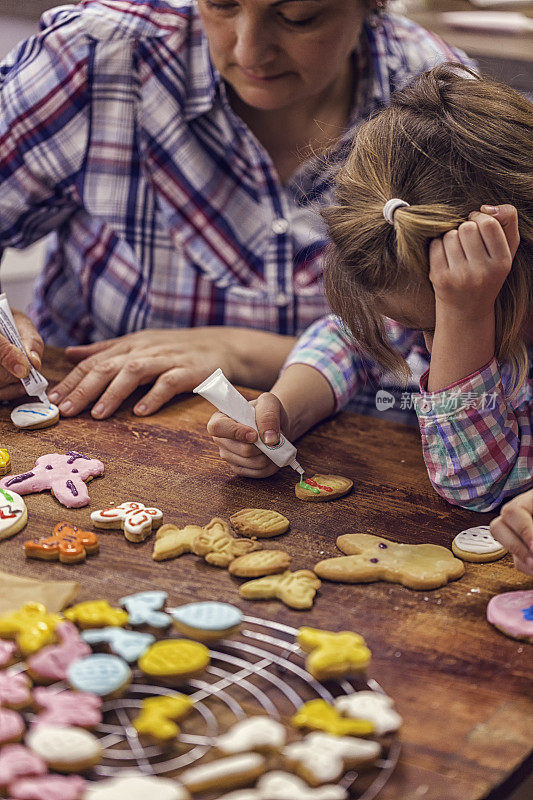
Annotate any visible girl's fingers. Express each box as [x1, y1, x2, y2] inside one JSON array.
[[467, 212, 511, 262], [489, 517, 531, 562], [442, 228, 467, 267], [499, 500, 533, 549], [211, 436, 265, 461], [207, 412, 257, 443], [215, 445, 271, 471], [457, 220, 490, 263], [480, 204, 520, 257], [253, 393, 283, 446]]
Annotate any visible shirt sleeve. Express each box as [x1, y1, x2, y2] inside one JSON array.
[[282, 314, 421, 411], [416, 358, 533, 512], [0, 7, 91, 252]]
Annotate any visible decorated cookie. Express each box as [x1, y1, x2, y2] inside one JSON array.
[[64, 600, 128, 629], [9, 774, 87, 800], [25, 522, 99, 564], [138, 639, 210, 682], [119, 591, 172, 628], [193, 517, 261, 568], [133, 694, 194, 741], [239, 570, 321, 610], [152, 524, 203, 562], [81, 628, 155, 662], [68, 654, 132, 698], [229, 550, 291, 578], [216, 717, 287, 754], [26, 724, 102, 772], [230, 509, 290, 538], [0, 603, 62, 656], [487, 589, 533, 644], [218, 771, 348, 800], [297, 627, 371, 681], [170, 602, 243, 641], [0, 639, 17, 667], [32, 688, 102, 729], [180, 753, 266, 793], [10, 402, 59, 430], [314, 534, 465, 590], [27, 621, 91, 684], [0, 452, 104, 508], [452, 526, 507, 563], [295, 475, 353, 502], [0, 744, 47, 788], [0, 487, 27, 541], [335, 691, 402, 736], [283, 732, 380, 785], [291, 699, 374, 737], [84, 774, 189, 800], [0, 448, 11, 475], [0, 707, 25, 744], [0, 672, 32, 710], [91, 501, 163, 543]]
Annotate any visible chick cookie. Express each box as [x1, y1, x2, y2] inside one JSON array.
[[452, 526, 507, 563], [295, 475, 353, 502]]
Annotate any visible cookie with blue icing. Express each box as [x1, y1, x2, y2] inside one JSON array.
[[170, 601, 243, 641], [11, 402, 59, 430], [67, 654, 131, 698], [81, 628, 155, 663], [119, 591, 172, 629]]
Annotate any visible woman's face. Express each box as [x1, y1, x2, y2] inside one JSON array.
[[197, 0, 367, 111]]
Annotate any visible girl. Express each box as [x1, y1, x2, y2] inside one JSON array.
[[208, 65, 533, 577]]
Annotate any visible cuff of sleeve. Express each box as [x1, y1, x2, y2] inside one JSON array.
[[416, 357, 501, 418], [281, 351, 353, 412]]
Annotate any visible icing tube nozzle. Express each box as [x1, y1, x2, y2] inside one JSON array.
[[0, 293, 49, 403], [194, 368, 305, 473]]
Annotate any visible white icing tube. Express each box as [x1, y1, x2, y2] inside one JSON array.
[[194, 368, 304, 475], [0, 293, 49, 403]]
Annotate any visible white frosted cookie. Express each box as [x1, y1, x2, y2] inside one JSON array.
[[0, 487, 27, 540], [180, 753, 266, 793], [84, 774, 189, 799], [283, 732, 380, 785], [26, 724, 102, 771], [452, 526, 507, 563], [216, 717, 287, 754], [11, 402, 59, 430], [219, 771, 348, 799], [334, 691, 402, 735]]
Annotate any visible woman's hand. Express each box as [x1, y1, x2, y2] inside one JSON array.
[[207, 392, 289, 478], [490, 490, 533, 577], [0, 311, 44, 400]]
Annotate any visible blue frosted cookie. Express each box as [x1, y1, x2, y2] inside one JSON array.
[[119, 591, 172, 628], [68, 653, 131, 698], [81, 628, 155, 662], [170, 602, 243, 641]]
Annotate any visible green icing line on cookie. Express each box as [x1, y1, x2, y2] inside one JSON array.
[[299, 476, 320, 494], [0, 487, 13, 502]]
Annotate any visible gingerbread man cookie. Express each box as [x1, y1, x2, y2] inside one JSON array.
[[295, 475, 353, 502], [315, 534, 465, 590], [0, 603, 62, 656], [25, 522, 99, 564], [133, 694, 194, 741], [297, 627, 371, 681], [0, 451, 104, 508], [291, 699, 374, 737], [452, 526, 507, 563], [193, 517, 261, 568], [152, 524, 203, 561], [487, 589, 533, 644], [0, 487, 27, 541], [239, 570, 321, 610], [27, 621, 91, 683], [91, 501, 163, 543]]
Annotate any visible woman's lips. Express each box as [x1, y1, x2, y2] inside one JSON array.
[[239, 66, 288, 82]]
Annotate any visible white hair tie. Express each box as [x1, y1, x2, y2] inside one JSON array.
[[383, 198, 410, 225]]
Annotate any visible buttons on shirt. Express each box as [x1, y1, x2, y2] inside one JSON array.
[[275, 292, 290, 307], [271, 218, 289, 235]]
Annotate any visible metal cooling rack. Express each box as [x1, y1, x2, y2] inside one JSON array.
[[14, 614, 401, 799]]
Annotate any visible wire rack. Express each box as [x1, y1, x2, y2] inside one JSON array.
[[16, 615, 401, 799]]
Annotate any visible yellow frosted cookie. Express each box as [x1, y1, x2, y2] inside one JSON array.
[[295, 474, 353, 502], [291, 699, 374, 737], [152, 524, 203, 561], [64, 600, 129, 629], [229, 550, 291, 577], [0, 602, 62, 656], [230, 509, 290, 538], [138, 639, 210, 681], [297, 627, 371, 680], [133, 694, 194, 741], [239, 570, 321, 610], [0, 448, 10, 476], [192, 517, 261, 568]]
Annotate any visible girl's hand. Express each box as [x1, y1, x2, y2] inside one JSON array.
[[429, 204, 520, 322], [207, 392, 289, 478], [0, 311, 44, 400], [490, 489, 533, 576]]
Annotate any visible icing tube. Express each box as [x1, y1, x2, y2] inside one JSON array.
[[194, 368, 304, 475], [0, 293, 49, 403]]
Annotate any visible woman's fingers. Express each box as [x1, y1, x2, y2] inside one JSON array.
[[490, 517, 532, 563]]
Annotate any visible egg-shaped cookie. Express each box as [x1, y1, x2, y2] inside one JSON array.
[[295, 474, 353, 502]]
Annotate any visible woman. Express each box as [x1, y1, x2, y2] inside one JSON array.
[[0, 0, 472, 418]]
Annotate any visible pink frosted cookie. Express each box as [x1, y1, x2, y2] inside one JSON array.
[[9, 774, 87, 800], [0, 672, 32, 710], [27, 622, 91, 684], [32, 688, 102, 730], [0, 451, 105, 508], [0, 640, 17, 668], [0, 707, 25, 744], [487, 589, 533, 644], [0, 744, 47, 788]]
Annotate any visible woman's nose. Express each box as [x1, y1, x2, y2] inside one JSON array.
[[233, 17, 277, 69]]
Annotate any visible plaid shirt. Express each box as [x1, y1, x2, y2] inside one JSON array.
[[285, 315, 533, 512], [0, 0, 471, 345]]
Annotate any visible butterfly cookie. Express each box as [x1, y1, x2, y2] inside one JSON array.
[[91, 501, 163, 543]]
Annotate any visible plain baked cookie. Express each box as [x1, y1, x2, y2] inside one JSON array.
[[229, 550, 291, 577], [451, 525, 507, 563], [10, 402, 59, 430], [230, 509, 290, 537], [295, 474, 353, 502]]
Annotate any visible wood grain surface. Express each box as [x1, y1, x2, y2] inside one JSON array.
[[0, 348, 532, 800]]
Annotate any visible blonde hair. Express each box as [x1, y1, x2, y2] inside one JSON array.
[[323, 64, 533, 389]]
